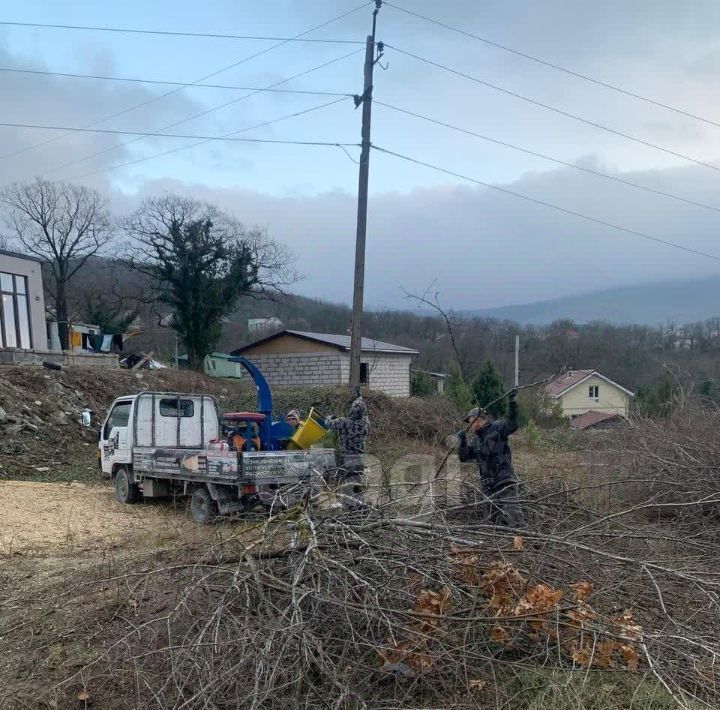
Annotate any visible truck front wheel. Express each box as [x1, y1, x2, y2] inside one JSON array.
[[115, 466, 140, 504], [190, 487, 218, 525]]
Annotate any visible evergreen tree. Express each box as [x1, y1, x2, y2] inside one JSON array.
[[471, 360, 506, 418], [446, 361, 473, 412], [636, 372, 679, 417]]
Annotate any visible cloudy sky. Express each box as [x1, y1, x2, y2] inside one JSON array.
[[1, 0, 720, 309]]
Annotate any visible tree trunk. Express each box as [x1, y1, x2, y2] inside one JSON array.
[[186, 341, 205, 372], [188, 351, 205, 372], [55, 279, 69, 351]]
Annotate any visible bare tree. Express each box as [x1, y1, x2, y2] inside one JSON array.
[[0, 178, 111, 349], [124, 195, 296, 370]]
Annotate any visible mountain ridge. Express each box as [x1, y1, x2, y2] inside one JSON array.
[[469, 275, 720, 325]]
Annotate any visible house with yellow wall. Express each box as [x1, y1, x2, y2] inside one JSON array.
[[545, 369, 634, 420]]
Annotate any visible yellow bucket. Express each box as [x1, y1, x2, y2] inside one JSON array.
[[289, 407, 328, 450]]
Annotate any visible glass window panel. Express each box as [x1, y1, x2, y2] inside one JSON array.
[[16, 295, 30, 349], [159, 398, 195, 417], [14, 275, 26, 294], [0, 273, 12, 292], [2, 294, 17, 347]]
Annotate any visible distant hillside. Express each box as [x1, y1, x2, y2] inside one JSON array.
[[475, 276, 720, 325]]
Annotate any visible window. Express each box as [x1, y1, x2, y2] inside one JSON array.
[[0, 273, 31, 349], [159, 398, 195, 418], [360, 362, 368, 384], [104, 401, 132, 438], [589, 385, 599, 400]]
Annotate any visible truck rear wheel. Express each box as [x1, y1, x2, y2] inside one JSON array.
[[191, 487, 218, 524], [115, 466, 140, 504]]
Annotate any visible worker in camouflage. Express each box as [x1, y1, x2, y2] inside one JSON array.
[[325, 396, 369, 455], [325, 396, 369, 508], [457, 388, 524, 527]]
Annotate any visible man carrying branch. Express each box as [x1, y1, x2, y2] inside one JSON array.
[[457, 388, 524, 527]]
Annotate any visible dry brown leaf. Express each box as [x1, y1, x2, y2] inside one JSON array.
[[513, 535, 524, 550], [489, 624, 509, 643], [76, 690, 90, 702], [619, 643, 640, 670], [593, 640, 618, 669], [569, 644, 592, 667], [524, 583, 563, 612], [612, 611, 643, 640], [569, 581, 593, 602], [403, 647, 433, 671], [469, 679, 487, 692]]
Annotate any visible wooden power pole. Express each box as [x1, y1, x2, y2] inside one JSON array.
[[349, 1, 382, 390]]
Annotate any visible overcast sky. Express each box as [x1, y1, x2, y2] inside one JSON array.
[[1, 0, 720, 309]]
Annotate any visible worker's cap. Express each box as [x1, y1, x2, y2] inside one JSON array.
[[464, 406, 488, 423], [286, 409, 301, 421]]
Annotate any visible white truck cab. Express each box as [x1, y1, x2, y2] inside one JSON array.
[[100, 392, 220, 480]]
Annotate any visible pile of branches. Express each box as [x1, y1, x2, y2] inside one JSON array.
[[53, 489, 720, 709], [588, 403, 720, 526]]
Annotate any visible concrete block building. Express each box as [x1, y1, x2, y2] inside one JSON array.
[[231, 330, 418, 397]]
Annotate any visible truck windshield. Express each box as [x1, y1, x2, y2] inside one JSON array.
[[159, 398, 195, 417], [104, 401, 131, 438]]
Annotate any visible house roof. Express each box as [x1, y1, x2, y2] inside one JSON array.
[[545, 369, 635, 398], [570, 410, 622, 430], [232, 330, 419, 356], [0, 248, 43, 264], [177, 352, 233, 361], [545, 370, 595, 397]]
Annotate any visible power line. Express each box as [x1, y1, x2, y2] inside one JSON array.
[[0, 65, 352, 97], [0, 1, 370, 162], [42, 49, 361, 179], [0, 19, 364, 44], [384, 2, 720, 130], [65, 97, 353, 182], [375, 101, 720, 215], [0, 118, 356, 147], [384, 44, 720, 174], [372, 144, 720, 263]]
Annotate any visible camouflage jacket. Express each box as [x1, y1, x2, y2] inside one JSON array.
[[458, 396, 519, 491], [325, 397, 369, 456]]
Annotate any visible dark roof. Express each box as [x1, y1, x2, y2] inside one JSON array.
[[0, 248, 43, 264], [570, 411, 622, 430], [232, 330, 418, 356]]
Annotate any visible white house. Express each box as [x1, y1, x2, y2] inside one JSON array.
[[231, 330, 418, 397], [545, 369, 634, 419]]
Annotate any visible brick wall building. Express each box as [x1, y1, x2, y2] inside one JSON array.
[[231, 330, 418, 397]]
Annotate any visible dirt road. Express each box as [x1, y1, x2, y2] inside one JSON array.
[[1, 480, 195, 554]]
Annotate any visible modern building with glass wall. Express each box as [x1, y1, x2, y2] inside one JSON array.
[[0, 249, 47, 351]]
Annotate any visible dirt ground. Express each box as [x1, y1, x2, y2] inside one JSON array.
[[0, 480, 199, 555]]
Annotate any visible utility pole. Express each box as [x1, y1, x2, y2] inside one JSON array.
[[514, 334, 520, 387], [349, 1, 383, 390]]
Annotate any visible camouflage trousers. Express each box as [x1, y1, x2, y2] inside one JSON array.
[[335, 454, 365, 509], [486, 483, 524, 528]]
